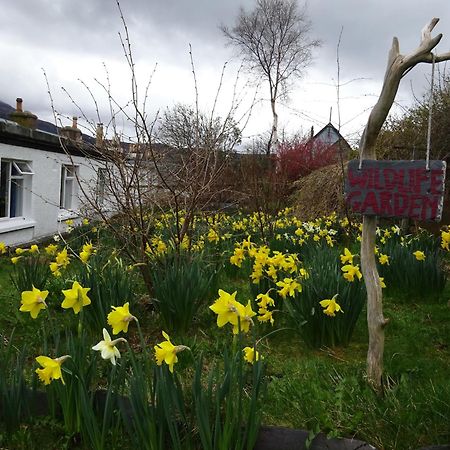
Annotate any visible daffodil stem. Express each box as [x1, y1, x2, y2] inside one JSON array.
[[101, 364, 116, 447]]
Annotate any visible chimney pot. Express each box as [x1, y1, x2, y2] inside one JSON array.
[[72, 116, 78, 128], [16, 98, 23, 112]]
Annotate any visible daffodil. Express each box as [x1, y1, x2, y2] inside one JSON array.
[[232, 300, 256, 334], [0, 242, 7, 254], [61, 281, 91, 314], [154, 331, 188, 373], [92, 328, 126, 365], [82, 218, 89, 225], [243, 346, 262, 364], [209, 289, 240, 328], [276, 277, 301, 299], [20, 286, 49, 319], [15, 247, 27, 255], [340, 248, 354, 265], [441, 230, 450, 251], [29, 244, 39, 254], [11, 256, 22, 264], [45, 244, 58, 256], [413, 250, 426, 261], [319, 294, 343, 317], [379, 277, 386, 288], [341, 264, 362, 282], [379, 254, 389, 265], [35, 355, 70, 385], [55, 248, 70, 268], [107, 302, 137, 334]]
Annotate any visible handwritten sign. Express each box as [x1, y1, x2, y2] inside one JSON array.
[[345, 159, 446, 221]]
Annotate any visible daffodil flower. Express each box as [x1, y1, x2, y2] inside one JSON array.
[[340, 248, 354, 265], [441, 230, 450, 251], [61, 281, 91, 314], [0, 242, 7, 254], [243, 346, 262, 364], [209, 289, 240, 328], [35, 355, 71, 385], [413, 250, 426, 261], [92, 328, 126, 365], [319, 294, 343, 317], [341, 264, 362, 282], [378, 254, 389, 265], [276, 277, 301, 298], [107, 302, 137, 334], [233, 300, 256, 334], [20, 286, 49, 319], [154, 331, 188, 373]]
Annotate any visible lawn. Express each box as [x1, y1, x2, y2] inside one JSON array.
[[0, 213, 449, 450]]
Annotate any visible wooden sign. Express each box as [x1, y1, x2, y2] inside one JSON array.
[[345, 159, 446, 221]]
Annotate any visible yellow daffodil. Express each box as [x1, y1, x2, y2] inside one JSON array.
[[0, 242, 7, 254], [61, 281, 91, 314], [256, 292, 275, 309], [232, 300, 256, 334], [11, 256, 22, 264], [45, 244, 58, 256], [19, 286, 49, 319], [230, 247, 245, 267], [341, 264, 362, 282], [340, 248, 354, 265], [379, 254, 389, 265], [79, 251, 91, 264], [15, 247, 27, 255], [379, 277, 386, 289], [154, 331, 188, 373], [107, 302, 137, 334], [92, 328, 126, 365], [257, 309, 275, 325], [319, 294, 343, 317], [413, 250, 426, 261], [29, 244, 39, 254], [65, 219, 74, 226], [441, 230, 450, 251], [243, 346, 262, 364], [209, 289, 240, 328], [35, 355, 70, 385], [276, 277, 301, 299], [82, 218, 89, 225]]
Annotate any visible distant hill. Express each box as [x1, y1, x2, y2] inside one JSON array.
[[0, 100, 96, 143]]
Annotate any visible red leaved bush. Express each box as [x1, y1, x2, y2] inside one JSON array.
[[276, 140, 339, 181]]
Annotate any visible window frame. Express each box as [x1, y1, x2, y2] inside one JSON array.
[[59, 164, 79, 211], [0, 158, 33, 220]]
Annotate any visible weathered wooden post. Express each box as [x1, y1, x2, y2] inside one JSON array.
[[348, 18, 450, 391]]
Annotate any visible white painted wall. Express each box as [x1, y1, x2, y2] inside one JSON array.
[[0, 142, 101, 246]]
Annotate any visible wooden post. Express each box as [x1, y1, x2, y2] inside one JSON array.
[[358, 18, 450, 391]]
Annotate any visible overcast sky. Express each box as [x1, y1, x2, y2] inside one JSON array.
[[1, 0, 449, 147]]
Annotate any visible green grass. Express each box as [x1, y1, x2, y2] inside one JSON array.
[[1, 251, 449, 450]]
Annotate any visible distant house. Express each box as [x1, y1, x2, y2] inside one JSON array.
[[306, 122, 352, 159], [0, 98, 103, 246], [277, 122, 352, 181]]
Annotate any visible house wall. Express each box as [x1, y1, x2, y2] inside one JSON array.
[[0, 141, 100, 246]]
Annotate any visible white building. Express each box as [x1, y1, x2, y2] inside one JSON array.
[[0, 99, 103, 246]]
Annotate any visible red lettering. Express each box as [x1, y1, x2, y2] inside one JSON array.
[[348, 168, 368, 189], [407, 194, 423, 219], [413, 169, 429, 194], [393, 192, 409, 216], [383, 168, 398, 190], [430, 169, 443, 194], [379, 191, 393, 216], [422, 195, 440, 220], [360, 191, 380, 215], [347, 191, 363, 211]]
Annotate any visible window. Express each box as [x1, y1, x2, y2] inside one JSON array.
[[96, 167, 108, 205], [0, 160, 33, 219], [60, 165, 78, 210]]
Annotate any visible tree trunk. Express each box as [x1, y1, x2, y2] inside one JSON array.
[[358, 18, 450, 392], [269, 97, 279, 156]]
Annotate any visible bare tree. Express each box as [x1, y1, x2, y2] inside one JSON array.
[[359, 18, 450, 391], [222, 0, 320, 154]]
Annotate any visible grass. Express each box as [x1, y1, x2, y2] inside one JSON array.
[[0, 251, 449, 450]]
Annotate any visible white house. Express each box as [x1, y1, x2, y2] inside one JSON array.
[[0, 99, 104, 246]]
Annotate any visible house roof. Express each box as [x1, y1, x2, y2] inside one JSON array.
[[308, 122, 350, 148], [0, 118, 101, 158]]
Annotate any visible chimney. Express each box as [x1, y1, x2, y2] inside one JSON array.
[[96, 123, 103, 147], [310, 126, 314, 139], [9, 97, 38, 129], [60, 116, 82, 142]]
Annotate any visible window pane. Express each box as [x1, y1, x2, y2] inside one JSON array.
[[13, 161, 34, 175], [64, 178, 73, 209], [0, 161, 10, 218], [10, 178, 23, 217], [65, 166, 76, 178]]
